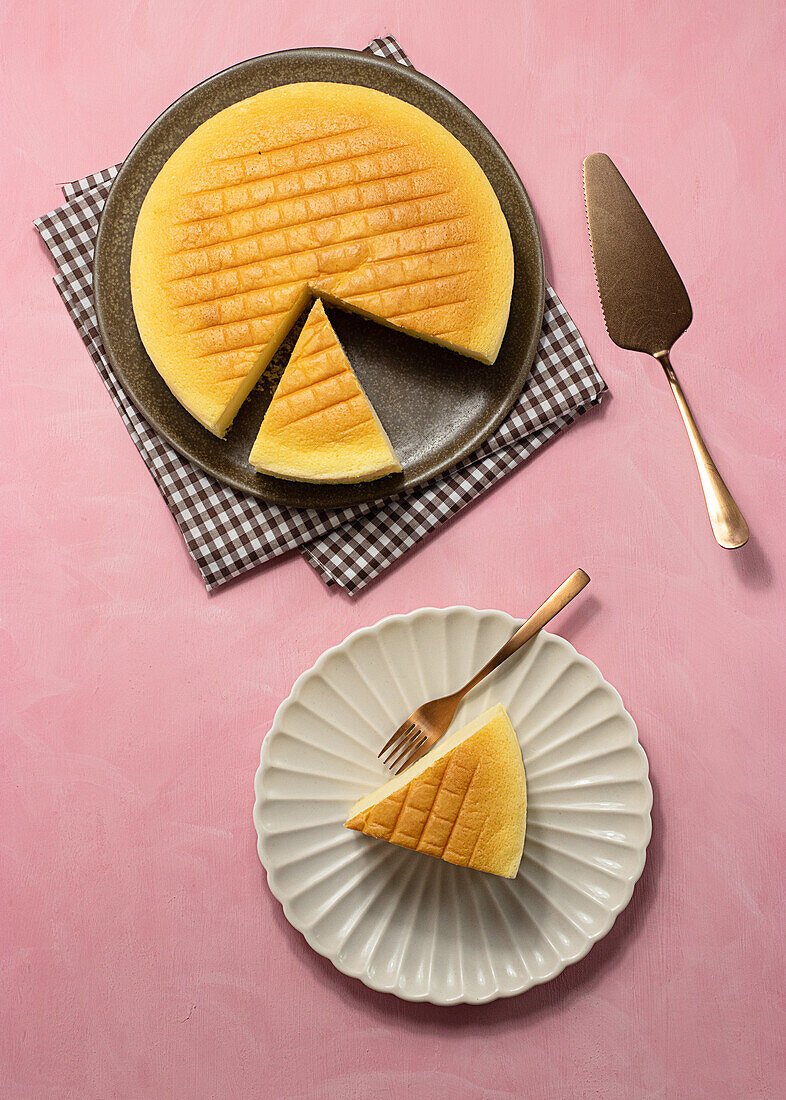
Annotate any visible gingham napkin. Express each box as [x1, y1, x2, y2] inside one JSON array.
[[35, 36, 605, 595]]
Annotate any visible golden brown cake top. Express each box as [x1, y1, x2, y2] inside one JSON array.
[[346, 704, 526, 878], [131, 82, 514, 435], [248, 299, 401, 483]]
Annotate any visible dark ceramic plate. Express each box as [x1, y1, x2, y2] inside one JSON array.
[[94, 48, 545, 510]]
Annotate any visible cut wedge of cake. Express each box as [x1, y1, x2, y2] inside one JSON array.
[[248, 299, 401, 483], [130, 81, 514, 436], [345, 703, 526, 878]]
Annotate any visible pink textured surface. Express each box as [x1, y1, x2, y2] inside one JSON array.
[[2, 2, 784, 1096]]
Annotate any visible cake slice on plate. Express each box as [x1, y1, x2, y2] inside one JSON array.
[[248, 298, 401, 483], [345, 703, 526, 878]]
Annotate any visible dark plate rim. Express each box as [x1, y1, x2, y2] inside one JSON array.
[[94, 47, 545, 510]]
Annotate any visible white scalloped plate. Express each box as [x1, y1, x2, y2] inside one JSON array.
[[254, 608, 652, 1005]]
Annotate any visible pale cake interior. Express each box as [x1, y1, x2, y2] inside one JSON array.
[[348, 706, 504, 818], [214, 290, 310, 436]]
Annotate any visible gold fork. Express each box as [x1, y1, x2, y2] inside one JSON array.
[[379, 569, 591, 774]]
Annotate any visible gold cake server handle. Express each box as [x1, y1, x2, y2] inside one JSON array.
[[656, 351, 749, 548]]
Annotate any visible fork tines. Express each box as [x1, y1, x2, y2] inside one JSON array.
[[379, 722, 428, 773]]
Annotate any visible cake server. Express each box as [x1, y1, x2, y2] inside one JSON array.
[[583, 152, 748, 548]]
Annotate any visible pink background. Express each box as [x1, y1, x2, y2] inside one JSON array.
[[2, 1, 784, 1096]]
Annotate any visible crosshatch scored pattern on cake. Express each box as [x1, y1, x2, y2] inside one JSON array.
[[130, 80, 514, 436]]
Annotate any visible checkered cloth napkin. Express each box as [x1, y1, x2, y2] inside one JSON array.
[[35, 36, 605, 595]]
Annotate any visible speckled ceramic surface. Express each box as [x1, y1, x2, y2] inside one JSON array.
[[94, 48, 545, 510]]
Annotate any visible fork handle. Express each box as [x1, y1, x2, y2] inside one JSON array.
[[455, 569, 591, 699]]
